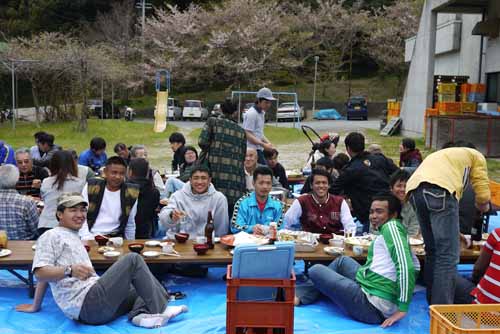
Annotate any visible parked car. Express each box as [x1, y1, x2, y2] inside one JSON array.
[[182, 100, 208, 120], [211, 103, 222, 117], [346, 96, 368, 120], [276, 102, 305, 121], [168, 98, 182, 120], [88, 99, 120, 119]]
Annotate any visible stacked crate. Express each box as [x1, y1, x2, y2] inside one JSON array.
[[467, 83, 486, 102], [387, 99, 401, 122], [437, 83, 457, 103]]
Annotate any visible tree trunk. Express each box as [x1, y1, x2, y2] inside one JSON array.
[[76, 60, 88, 132]]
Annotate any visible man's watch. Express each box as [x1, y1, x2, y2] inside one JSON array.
[[64, 265, 72, 278]]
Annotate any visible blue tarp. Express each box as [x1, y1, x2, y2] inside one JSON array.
[[0, 261, 433, 334], [313, 109, 343, 120]]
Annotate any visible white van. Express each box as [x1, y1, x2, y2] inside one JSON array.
[[182, 100, 208, 120], [168, 98, 182, 120]]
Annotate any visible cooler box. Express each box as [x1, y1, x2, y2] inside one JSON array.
[[231, 242, 295, 301]]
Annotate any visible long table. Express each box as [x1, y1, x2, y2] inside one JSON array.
[[0, 240, 483, 297]]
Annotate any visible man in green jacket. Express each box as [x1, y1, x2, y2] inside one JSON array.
[[295, 194, 420, 327]]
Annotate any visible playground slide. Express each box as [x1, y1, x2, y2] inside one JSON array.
[[154, 91, 168, 133]]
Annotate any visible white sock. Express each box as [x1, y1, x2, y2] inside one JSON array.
[[132, 313, 169, 328], [162, 305, 188, 319]]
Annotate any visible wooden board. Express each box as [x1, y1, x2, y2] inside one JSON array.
[[380, 117, 402, 136]]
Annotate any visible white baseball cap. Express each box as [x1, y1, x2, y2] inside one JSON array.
[[256, 87, 276, 101]]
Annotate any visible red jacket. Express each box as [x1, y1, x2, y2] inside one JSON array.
[[298, 194, 344, 234]]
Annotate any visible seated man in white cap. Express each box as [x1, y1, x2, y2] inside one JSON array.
[[16, 193, 187, 329], [243, 87, 275, 165]]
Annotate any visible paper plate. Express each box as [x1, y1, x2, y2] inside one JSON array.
[[143, 251, 161, 258], [103, 251, 120, 258], [98, 246, 115, 254], [145, 240, 161, 247], [0, 249, 12, 257], [324, 246, 344, 256]]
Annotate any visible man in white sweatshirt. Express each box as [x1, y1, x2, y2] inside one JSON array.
[[159, 165, 229, 238]]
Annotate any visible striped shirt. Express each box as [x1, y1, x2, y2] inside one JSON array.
[[0, 189, 39, 240], [471, 228, 500, 304], [15, 166, 49, 197]]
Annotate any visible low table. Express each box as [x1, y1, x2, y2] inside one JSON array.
[[0, 240, 483, 297]]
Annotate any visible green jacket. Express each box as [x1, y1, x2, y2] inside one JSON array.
[[356, 219, 420, 312]]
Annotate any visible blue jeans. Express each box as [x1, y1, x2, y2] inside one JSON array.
[[410, 183, 460, 305], [164, 177, 185, 198], [257, 149, 267, 165], [296, 256, 384, 324]]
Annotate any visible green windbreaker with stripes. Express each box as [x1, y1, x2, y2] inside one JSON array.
[[355, 219, 420, 312]]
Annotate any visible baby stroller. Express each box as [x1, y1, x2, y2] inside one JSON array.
[[301, 125, 339, 171]]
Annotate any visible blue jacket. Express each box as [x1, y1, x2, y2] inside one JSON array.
[[78, 149, 107, 172], [0, 141, 16, 166], [231, 192, 284, 234]]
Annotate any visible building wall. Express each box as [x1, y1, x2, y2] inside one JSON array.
[[434, 14, 483, 82]]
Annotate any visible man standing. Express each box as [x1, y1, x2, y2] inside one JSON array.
[[79, 156, 140, 240], [17, 193, 187, 328], [79, 137, 107, 173], [331, 132, 390, 232], [284, 169, 355, 234], [231, 166, 283, 234], [159, 165, 228, 238], [199, 99, 247, 216], [15, 148, 49, 197], [406, 146, 490, 305], [243, 87, 275, 164], [32, 133, 61, 168], [0, 165, 39, 240]]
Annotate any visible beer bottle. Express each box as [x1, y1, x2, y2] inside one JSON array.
[[205, 210, 215, 249]]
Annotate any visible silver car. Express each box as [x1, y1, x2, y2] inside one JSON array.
[[276, 102, 304, 121]]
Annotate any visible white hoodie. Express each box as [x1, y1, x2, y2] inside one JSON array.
[[159, 181, 229, 239]]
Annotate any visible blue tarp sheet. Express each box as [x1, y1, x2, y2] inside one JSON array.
[[313, 109, 343, 120], [0, 261, 434, 334]]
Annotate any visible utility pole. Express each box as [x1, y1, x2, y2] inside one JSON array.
[[312, 56, 319, 114], [136, 0, 152, 94]]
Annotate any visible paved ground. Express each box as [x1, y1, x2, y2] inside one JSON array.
[[138, 118, 381, 172]]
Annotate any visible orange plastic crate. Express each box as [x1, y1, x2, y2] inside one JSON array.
[[426, 108, 438, 116], [430, 304, 500, 334], [461, 84, 472, 96], [460, 102, 477, 113], [226, 265, 295, 334], [470, 84, 486, 94], [491, 180, 500, 207], [437, 102, 461, 115]]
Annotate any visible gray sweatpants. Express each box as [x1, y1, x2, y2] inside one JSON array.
[[79, 253, 169, 325]]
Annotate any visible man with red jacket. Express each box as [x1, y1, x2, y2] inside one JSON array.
[[284, 169, 356, 234]]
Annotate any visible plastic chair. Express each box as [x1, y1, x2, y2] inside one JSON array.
[[226, 242, 295, 334]]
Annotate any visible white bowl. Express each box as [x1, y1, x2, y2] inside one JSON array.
[[329, 239, 344, 247]]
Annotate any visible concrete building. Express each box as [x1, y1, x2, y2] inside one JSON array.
[[402, 0, 500, 136]]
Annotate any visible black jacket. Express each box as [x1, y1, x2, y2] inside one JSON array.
[[130, 177, 160, 239], [171, 146, 187, 172], [369, 153, 399, 180], [331, 152, 390, 224], [271, 163, 289, 189]]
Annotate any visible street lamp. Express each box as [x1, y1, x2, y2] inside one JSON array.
[[312, 56, 319, 114]]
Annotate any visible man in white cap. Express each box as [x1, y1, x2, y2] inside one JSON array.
[[243, 87, 275, 164], [18, 192, 188, 329]]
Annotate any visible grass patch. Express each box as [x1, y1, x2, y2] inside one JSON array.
[[0, 119, 178, 169], [188, 125, 307, 147]]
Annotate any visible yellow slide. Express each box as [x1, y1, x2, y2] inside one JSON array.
[[154, 91, 168, 133]]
